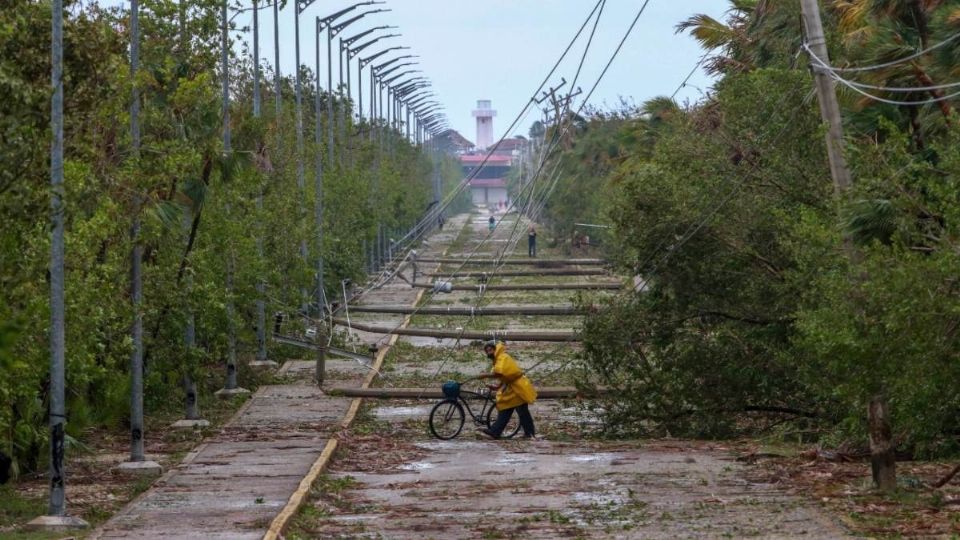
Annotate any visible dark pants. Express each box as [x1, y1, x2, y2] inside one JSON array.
[[489, 403, 535, 437], [528, 237, 536, 257]]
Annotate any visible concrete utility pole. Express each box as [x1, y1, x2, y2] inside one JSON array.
[[216, 0, 249, 400], [116, 0, 161, 477], [799, 0, 852, 195], [170, 0, 209, 431], [251, 0, 275, 369], [294, 0, 311, 314], [800, 0, 896, 493], [273, 0, 281, 116], [27, 0, 89, 528]]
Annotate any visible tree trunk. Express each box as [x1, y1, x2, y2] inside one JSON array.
[[913, 67, 952, 121], [869, 395, 897, 492]]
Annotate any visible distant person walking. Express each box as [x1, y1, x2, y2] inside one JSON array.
[[471, 340, 537, 439], [488, 215, 496, 233], [527, 225, 537, 257], [438, 213, 445, 231]]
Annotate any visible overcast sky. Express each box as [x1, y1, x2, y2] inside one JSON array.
[[110, 0, 730, 143]]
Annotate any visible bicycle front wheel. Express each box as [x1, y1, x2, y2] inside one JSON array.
[[429, 400, 465, 440], [484, 403, 522, 439]]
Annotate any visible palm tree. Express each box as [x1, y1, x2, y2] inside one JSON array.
[[676, 0, 802, 75], [831, 0, 957, 121]]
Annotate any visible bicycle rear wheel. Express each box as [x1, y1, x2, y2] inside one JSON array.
[[485, 403, 522, 439], [429, 400, 465, 440]]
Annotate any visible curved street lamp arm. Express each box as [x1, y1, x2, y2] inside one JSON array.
[[329, 8, 390, 37], [359, 47, 410, 69], [343, 24, 396, 47], [348, 34, 400, 57]]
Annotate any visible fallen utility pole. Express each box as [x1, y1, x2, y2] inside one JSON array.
[[330, 318, 579, 342], [272, 333, 374, 364], [349, 305, 582, 316], [325, 386, 607, 399], [423, 269, 607, 278], [417, 257, 606, 266], [412, 282, 623, 291]]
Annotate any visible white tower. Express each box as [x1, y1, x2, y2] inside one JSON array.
[[472, 99, 496, 150]]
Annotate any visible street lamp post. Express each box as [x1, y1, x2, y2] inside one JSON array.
[[344, 34, 400, 123], [320, 4, 388, 168], [293, 0, 317, 314], [392, 78, 428, 137], [339, 25, 396, 116], [364, 49, 412, 134], [28, 0, 90, 528]]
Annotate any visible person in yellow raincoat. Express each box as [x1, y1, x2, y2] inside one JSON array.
[[471, 340, 537, 439]]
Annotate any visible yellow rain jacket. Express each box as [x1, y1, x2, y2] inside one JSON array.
[[491, 342, 537, 410]]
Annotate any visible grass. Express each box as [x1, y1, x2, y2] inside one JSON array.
[[0, 486, 46, 529]]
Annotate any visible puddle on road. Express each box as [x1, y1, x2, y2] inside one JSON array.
[[399, 461, 436, 471], [494, 454, 536, 465], [374, 405, 431, 419], [416, 440, 488, 451], [571, 488, 623, 506], [569, 452, 618, 463]]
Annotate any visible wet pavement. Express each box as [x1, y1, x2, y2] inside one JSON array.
[[90, 215, 470, 539], [313, 439, 851, 539], [291, 209, 852, 539]]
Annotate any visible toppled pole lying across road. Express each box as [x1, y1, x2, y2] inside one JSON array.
[[417, 257, 606, 266], [348, 305, 582, 316], [330, 318, 580, 342], [412, 282, 623, 291], [423, 269, 607, 278]]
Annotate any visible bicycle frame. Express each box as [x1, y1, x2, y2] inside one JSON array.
[[456, 389, 496, 425]]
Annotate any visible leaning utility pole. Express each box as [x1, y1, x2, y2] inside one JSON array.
[[799, 0, 851, 195], [800, 0, 895, 493]]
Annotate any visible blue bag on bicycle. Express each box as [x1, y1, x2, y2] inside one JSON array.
[[442, 381, 460, 399]]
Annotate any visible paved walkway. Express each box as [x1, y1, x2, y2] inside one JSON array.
[[291, 208, 853, 539], [91, 215, 468, 539]]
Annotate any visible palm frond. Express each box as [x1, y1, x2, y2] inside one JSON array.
[[845, 198, 897, 245]]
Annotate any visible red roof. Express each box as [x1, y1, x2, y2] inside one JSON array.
[[469, 178, 507, 188], [460, 154, 512, 164]]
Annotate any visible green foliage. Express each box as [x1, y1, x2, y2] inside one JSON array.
[[540, 1, 960, 455], [0, 0, 445, 475], [580, 69, 830, 438]]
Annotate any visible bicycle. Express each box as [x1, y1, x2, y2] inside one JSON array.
[[428, 381, 521, 440]]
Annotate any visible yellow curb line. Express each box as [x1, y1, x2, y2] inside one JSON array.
[[262, 217, 467, 539], [264, 217, 463, 540], [264, 280, 432, 540]]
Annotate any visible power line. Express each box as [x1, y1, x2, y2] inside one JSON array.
[[381, 0, 609, 256], [670, 53, 707, 100], [342, 0, 611, 339], [804, 43, 960, 106], [825, 31, 960, 73]]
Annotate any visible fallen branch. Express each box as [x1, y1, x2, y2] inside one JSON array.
[[933, 464, 960, 489], [411, 281, 623, 291], [743, 405, 819, 419]]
